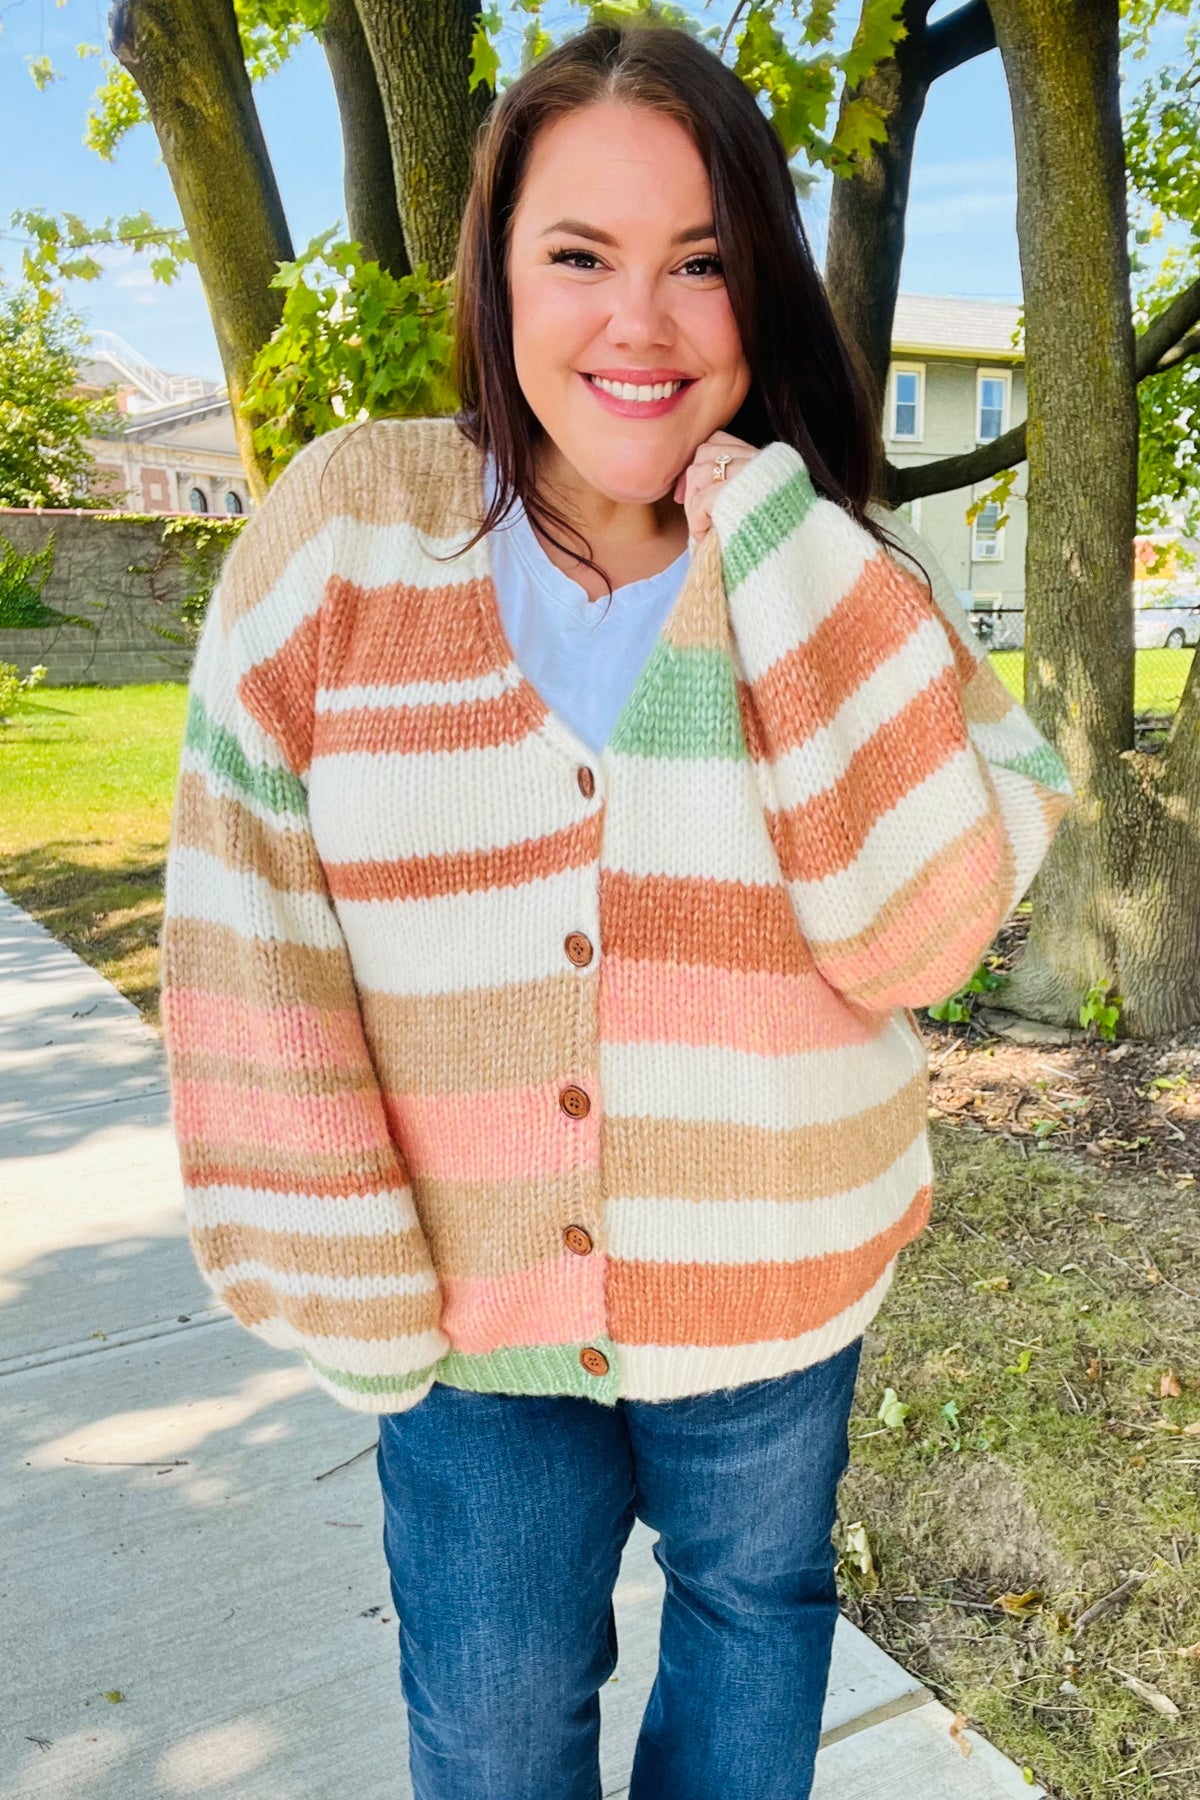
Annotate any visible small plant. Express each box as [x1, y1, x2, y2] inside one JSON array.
[[1079, 979, 1122, 1042], [927, 958, 1008, 1024], [0, 660, 46, 722]]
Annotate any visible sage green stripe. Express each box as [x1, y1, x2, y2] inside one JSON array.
[[185, 693, 308, 816], [609, 644, 748, 760], [303, 1353, 439, 1397], [721, 466, 816, 593], [992, 742, 1071, 791], [435, 1340, 621, 1406]]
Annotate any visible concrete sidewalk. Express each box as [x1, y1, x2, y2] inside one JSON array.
[[0, 888, 1042, 1799]]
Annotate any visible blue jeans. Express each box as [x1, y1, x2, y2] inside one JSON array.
[[375, 1337, 862, 1800]]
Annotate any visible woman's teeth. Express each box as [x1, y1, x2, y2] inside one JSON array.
[[589, 375, 686, 403]]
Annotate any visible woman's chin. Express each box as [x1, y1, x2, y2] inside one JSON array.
[[566, 449, 689, 508]]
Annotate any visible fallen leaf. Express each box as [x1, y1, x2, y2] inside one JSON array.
[[1174, 1642, 1200, 1660], [997, 1588, 1044, 1618], [102, 1691, 124, 1705], [1183, 1421, 1200, 1437], [1086, 1358, 1103, 1383], [1160, 1370, 1184, 1399], [949, 1712, 973, 1757], [841, 1520, 878, 1592], [877, 1388, 909, 1431], [1111, 1666, 1181, 1718]]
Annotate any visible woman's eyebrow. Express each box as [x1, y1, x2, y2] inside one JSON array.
[[540, 217, 717, 245]]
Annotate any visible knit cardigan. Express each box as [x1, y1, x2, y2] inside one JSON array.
[[160, 415, 1072, 1415]]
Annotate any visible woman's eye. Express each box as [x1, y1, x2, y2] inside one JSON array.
[[680, 254, 723, 279], [547, 248, 604, 271]]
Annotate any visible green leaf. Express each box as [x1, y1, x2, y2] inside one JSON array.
[[469, 9, 502, 93], [877, 1387, 909, 1430], [27, 55, 63, 91]]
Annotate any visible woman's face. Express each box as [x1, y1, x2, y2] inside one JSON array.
[[507, 102, 753, 506]]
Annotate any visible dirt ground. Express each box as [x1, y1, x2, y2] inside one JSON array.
[[922, 916, 1199, 1194]]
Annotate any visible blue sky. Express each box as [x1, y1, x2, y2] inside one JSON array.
[[0, 1, 1041, 383]]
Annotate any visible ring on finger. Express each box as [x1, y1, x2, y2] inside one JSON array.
[[712, 452, 733, 482]]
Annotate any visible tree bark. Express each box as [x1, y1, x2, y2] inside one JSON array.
[[321, 0, 410, 277], [110, 0, 292, 500], [824, 0, 936, 411], [353, 0, 489, 278], [988, 0, 1200, 1037]]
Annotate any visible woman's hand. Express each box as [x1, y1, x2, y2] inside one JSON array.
[[673, 430, 759, 540]]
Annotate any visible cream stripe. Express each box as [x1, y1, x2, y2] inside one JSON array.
[[336, 867, 601, 995], [321, 515, 489, 590], [186, 1183, 420, 1236], [605, 1133, 929, 1263], [971, 710, 1054, 766], [213, 1261, 438, 1300], [601, 1023, 924, 1131], [991, 763, 1059, 899], [250, 1322, 450, 1373], [769, 617, 955, 806], [308, 736, 590, 862], [315, 663, 521, 714], [615, 1266, 895, 1399], [167, 845, 344, 950], [786, 749, 993, 942], [225, 535, 328, 680], [727, 506, 874, 682], [602, 756, 781, 883]]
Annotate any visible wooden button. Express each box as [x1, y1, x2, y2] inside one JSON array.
[[563, 1225, 594, 1256], [580, 1347, 609, 1377], [577, 765, 596, 799], [559, 1085, 590, 1119], [564, 932, 594, 968]]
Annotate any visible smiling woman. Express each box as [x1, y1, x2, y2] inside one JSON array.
[[157, 21, 1071, 1800]]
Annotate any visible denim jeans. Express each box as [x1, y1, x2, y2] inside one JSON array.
[[375, 1337, 862, 1800]]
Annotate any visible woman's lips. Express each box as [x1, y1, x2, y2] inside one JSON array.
[[580, 371, 695, 419]]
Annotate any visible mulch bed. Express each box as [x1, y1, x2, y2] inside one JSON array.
[[921, 917, 1200, 1192]]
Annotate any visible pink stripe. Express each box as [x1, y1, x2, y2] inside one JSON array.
[[818, 835, 1006, 1004], [440, 1254, 608, 1352], [600, 956, 887, 1053], [384, 1078, 601, 1182], [163, 989, 368, 1072], [173, 1079, 393, 1159]]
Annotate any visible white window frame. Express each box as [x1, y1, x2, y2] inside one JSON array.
[[894, 496, 922, 534], [976, 368, 1011, 444], [889, 363, 925, 443], [971, 494, 1006, 563]]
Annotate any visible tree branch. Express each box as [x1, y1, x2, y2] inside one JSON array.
[[886, 273, 1200, 502], [321, 0, 409, 277], [925, 0, 997, 81]]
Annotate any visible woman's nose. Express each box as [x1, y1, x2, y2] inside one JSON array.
[[604, 275, 675, 349]]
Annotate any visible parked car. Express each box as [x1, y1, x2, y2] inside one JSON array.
[[1133, 603, 1200, 650]]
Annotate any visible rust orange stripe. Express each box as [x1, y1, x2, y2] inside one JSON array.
[[325, 815, 601, 902], [314, 684, 541, 757], [238, 608, 320, 776], [599, 871, 814, 975]]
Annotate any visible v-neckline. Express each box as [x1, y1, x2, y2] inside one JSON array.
[[470, 452, 712, 765]]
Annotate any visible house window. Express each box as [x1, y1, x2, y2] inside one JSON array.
[[969, 592, 1002, 646], [188, 487, 209, 514], [971, 500, 1005, 562], [977, 370, 1010, 442], [224, 490, 243, 515], [890, 365, 924, 441]]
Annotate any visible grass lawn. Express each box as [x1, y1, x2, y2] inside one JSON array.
[[990, 646, 1195, 715], [5, 680, 1200, 1798], [0, 683, 189, 1024]]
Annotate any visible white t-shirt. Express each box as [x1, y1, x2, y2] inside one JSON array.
[[486, 464, 690, 754]]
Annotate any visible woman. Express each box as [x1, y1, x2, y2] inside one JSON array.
[[161, 23, 1071, 1800]]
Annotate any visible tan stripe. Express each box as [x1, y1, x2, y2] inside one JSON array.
[[599, 870, 814, 975], [362, 974, 590, 1095], [172, 773, 327, 893], [325, 816, 600, 903], [162, 917, 358, 1012], [963, 657, 1018, 726], [413, 1171, 601, 1277], [193, 1221, 423, 1282], [178, 1140, 402, 1193], [219, 1275, 439, 1341], [220, 419, 483, 628], [604, 1075, 927, 1203], [661, 529, 729, 651], [171, 1047, 374, 1098]]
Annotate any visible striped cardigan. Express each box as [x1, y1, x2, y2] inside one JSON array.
[[161, 416, 1071, 1414]]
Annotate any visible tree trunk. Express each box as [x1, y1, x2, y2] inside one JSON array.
[[110, 0, 293, 500], [353, 0, 489, 278], [321, 0, 410, 277], [824, 1, 934, 410], [988, 0, 1200, 1037]]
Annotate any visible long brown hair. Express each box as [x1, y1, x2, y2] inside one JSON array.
[[454, 21, 887, 573]]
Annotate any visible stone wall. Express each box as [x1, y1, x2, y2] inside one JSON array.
[[0, 508, 239, 686]]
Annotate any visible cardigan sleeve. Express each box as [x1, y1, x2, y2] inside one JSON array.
[[714, 442, 1073, 1013], [160, 436, 448, 1412]]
